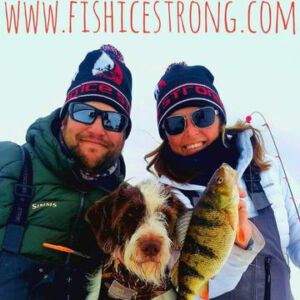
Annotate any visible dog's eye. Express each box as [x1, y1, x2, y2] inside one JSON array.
[[126, 208, 138, 218], [166, 197, 173, 207]]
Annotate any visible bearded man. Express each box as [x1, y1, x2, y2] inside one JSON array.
[[0, 45, 132, 300]]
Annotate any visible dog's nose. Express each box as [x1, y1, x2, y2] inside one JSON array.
[[141, 240, 161, 257]]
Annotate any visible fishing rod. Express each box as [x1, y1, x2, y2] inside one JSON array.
[[246, 111, 300, 222]]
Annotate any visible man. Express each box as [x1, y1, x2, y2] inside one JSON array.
[[0, 45, 132, 299]]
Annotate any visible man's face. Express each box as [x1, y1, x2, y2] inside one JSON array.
[[61, 101, 125, 173]]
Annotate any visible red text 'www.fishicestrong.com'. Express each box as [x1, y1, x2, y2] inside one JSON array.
[[1, 0, 297, 35]]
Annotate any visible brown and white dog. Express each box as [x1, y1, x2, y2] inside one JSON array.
[[85, 179, 186, 299]]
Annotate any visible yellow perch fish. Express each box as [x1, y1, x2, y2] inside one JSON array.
[[174, 163, 240, 300]]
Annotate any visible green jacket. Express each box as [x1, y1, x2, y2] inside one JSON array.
[[0, 109, 124, 265]]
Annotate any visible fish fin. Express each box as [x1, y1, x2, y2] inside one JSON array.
[[236, 224, 246, 244], [170, 259, 179, 287], [198, 282, 209, 300], [227, 212, 235, 231]]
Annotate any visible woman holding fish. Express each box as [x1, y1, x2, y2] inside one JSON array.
[[146, 63, 300, 299]]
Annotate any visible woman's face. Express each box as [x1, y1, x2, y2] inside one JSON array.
[[166, 106, 221, 156]]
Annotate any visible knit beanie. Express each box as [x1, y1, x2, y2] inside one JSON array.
[[154, 63, 226, 139], [60, 45, 132, 138]]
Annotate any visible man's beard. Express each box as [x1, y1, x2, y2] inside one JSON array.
[[67, 135, 124, 174], [69, 145, 120, 174]]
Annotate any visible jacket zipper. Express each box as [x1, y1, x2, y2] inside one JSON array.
[[264, 256, 272, 300], [65, 191, 86, 264]]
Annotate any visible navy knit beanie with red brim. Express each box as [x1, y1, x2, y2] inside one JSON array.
[[154, 63, 226, 139], [60, 45, 132, 138]]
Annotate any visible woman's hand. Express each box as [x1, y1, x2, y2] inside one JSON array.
[[235, 188, 253, 249]]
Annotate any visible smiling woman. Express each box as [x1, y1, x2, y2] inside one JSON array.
[[166, 106, 221, 156], [145, 62, 300, 300]]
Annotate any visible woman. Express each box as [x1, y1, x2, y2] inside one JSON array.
[[146, 63, 300, 299]]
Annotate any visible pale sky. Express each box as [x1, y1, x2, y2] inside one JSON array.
[[0, 0, 300, 297]]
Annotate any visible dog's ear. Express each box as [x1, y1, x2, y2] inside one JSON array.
[[86, 184, 126, 253], [110, 183, 140, 228], [168, 191, 187, 216], [162, 189, 187, 249], [164, 185, 187, 217]]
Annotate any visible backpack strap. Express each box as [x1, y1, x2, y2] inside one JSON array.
[[2, 145, 34, 254], [242, 162, 270, 211]]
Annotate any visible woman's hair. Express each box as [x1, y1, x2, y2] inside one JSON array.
[[226, 120, 270, 170], [145, 120, 270, 179]]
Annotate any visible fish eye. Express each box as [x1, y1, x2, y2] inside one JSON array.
[[216, 176, 223, 184]]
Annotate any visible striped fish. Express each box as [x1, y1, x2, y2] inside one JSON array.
[[172, 163, 240, 300]]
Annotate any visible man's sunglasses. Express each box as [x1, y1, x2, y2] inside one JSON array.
[[68, 102, 129, 133], [163, 107, 218, 136]]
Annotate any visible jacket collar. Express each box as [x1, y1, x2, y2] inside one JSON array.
[[160, 129, 254, 191]]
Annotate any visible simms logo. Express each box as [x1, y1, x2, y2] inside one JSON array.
[[32, 202, 57, 210]]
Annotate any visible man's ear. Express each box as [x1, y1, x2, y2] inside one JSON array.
[[60, 114, 68, 131]]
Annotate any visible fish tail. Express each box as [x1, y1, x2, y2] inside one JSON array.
[[198, 282, 209, 300], [177, 262, 206, 300], [178, 291, 197, 300]]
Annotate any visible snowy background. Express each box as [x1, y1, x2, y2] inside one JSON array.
[[0, 0, 299, 297]]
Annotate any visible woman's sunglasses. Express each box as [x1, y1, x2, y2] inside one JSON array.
[[163, 107, 218, 136], [68, 102, 129, 133]]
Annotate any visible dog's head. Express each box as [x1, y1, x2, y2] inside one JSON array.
[[86, 180, 186, 285]]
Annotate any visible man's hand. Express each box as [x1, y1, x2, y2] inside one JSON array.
[[235, 188, 253, 249]]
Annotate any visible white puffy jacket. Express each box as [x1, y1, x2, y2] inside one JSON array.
[[160, 130, 300, 298]]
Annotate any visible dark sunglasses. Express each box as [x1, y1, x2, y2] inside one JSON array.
[[68, 102, 129, 133], [163, 107, 218, 136]]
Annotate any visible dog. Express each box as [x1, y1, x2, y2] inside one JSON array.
[[85, 179, 186, 299]]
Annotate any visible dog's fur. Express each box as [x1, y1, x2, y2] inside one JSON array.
[[85, 179, 185, 298]]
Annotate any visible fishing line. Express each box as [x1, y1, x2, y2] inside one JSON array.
[[246, 111, 300, 222], [134, 128, 161, 145]]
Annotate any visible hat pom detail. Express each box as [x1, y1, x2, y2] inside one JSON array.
[[165, 62, 187, 74], [100, 44, 125, 64]]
